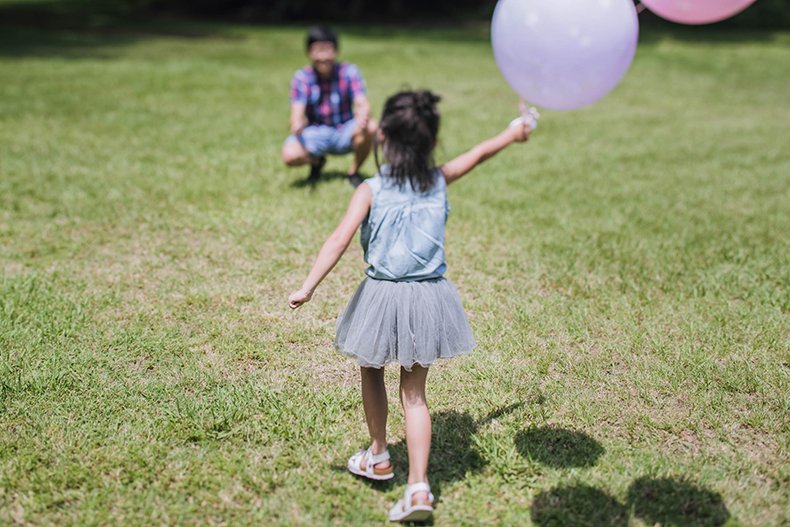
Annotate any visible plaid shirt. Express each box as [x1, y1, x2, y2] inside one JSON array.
[[290, 62, 367, 129]]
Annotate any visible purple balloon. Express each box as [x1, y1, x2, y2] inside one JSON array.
[[492, 0, 639, 111], [641, 0, 757, 25]]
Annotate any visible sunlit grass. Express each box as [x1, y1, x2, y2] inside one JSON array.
[[1, 9, 788, 526]]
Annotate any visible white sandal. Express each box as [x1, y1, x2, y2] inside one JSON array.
[[388, 482, 434, 523], [347, 448, 394, 481]]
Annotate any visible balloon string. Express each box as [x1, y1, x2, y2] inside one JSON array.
[[636, 2, 646, 14]]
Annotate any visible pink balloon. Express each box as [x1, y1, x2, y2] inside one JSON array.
[[641, 0, 757, 25]]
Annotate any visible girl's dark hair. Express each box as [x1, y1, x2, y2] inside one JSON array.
[[375, 90, 441, 193], [306, 26, 338, 51]]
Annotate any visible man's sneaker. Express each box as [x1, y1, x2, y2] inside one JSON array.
[[308, 156, 326, 182], [347, 173, 364, 188]]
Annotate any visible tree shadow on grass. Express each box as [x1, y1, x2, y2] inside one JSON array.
[[627, 476, 730, 527], [531, 477, 730, 527], [0, 0, 229, 58], [341, 24, 490, 45], [514, 426, 604, 468], [531, 484, 629, 527], [638, 20, 780, 45], [341, 18, 781, 48]]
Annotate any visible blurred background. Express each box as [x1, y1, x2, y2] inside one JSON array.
[[1, 0, 789, 28]]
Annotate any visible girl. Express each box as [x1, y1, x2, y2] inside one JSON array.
[[288, 90, 531, 522]]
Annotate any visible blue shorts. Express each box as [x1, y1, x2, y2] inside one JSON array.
[[285, 119, 358, 157]]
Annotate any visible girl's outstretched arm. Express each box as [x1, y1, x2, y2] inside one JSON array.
[[288, 184, 372, 309], [440, 120, 531, 185]]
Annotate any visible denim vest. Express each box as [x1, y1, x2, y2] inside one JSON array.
[[360, 166, 448, 281]]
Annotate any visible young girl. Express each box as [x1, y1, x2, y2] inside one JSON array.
[[288, 90, 531, 522]]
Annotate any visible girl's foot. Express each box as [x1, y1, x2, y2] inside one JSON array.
[[347, 448, 394, 481], [388, 482, 434, 523]]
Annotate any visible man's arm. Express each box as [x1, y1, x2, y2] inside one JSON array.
[[290, 102, 307, 135], [289, 69, 310, 135], [347, 64, 371, 130], [353, 94, 371, 130]]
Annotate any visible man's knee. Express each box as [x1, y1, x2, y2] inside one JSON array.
[[358, 119, 378, 139], [353, 120, 377, 148], [282, 142, 308, 166], [367, 118, 379, 136]]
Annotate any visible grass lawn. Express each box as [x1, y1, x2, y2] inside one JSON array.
[[1, 4, 789, 526]]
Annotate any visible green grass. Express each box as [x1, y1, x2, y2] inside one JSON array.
[[1, 5, 789, 526]]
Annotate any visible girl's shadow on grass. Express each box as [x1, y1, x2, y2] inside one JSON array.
[[333, 404, 523, 504]]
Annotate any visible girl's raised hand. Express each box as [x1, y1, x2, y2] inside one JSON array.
[[288, 289, 313, 309], [508, 120, 531, 143], [508, 101, 539, 142]]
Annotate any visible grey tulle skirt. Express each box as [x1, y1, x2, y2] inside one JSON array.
[[335, 277, 476, 371]]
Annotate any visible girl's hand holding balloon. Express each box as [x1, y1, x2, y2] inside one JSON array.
[[508, 102, 539, 142], [508, 119, 530, 143]]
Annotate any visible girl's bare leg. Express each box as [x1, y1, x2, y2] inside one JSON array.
[[400, 365, 431, 503], [361, 366, 390, 470]]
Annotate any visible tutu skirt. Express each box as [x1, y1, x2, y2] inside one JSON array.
[[335, 277, 476, 370]]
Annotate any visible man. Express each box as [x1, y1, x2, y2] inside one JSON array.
[[282, 26, 377, 187]]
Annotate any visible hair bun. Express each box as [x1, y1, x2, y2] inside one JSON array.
[[414, 90, 441, 115]]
